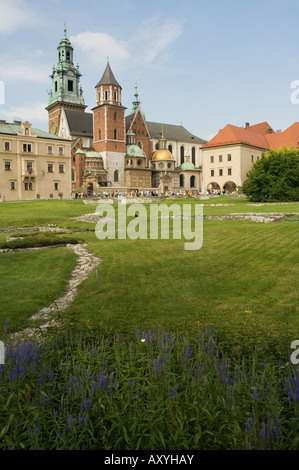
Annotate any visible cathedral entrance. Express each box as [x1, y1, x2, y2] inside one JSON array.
[[87, 182, 94, 197]]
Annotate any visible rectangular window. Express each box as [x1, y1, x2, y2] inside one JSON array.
[[4, 142, 10, 151], [10, 181, 15, 190], [227, 154, 232, 161], [59, 164, 64, 173], [252, 155, 254, 162], [210, 169, 214, 177], [24, 182, 33, 191], [55, 81, 58, 92], [219, 169, 223, 176], [54, 183, 59, 191], [228, 168, 232, 176], [48, 146, 53, 154], [5, 161, 11, 171], [219, 155, 223, 162], [23, 144, 32, 152], [59, 147, 64, 155], [210, 156, 214, 163], [68, 80, 73, 92], [26, 162, 33, 171], [48, 164, 53, 172]]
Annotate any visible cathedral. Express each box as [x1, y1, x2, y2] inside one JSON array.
[[46, 28, 207, 196]]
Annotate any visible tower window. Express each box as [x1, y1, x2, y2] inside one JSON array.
[[114, 170, 119, 183], [192, 147, 196, 165], [105, 90, 108, 100], [180, 146, 185, 165], [114, 112, 117, 121], [68, 80, 73, 92], [114, 129, 117, 140], [55, 81, 58, 92], [66, 51, 70, 62], [98, 129, 101, 140], [114, 91, 117, 101]]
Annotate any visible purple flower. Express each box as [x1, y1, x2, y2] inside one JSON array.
[[286, 376, 293, 400], [294, 376, 299, 402], [274, 415, 280, 441], [245, 417, 253, 435], [67, 414, 74, 431]]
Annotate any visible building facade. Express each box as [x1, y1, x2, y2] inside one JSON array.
[[0, 120, 72, 201], [200, 121, 299, 194]]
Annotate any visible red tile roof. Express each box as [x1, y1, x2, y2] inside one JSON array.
[[202, 124, 270, 150], [202, 121, 299, 151]]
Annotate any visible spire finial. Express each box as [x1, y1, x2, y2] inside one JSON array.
[[64, 23, 67, 36]]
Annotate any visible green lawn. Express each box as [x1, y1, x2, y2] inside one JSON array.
[[0, 247, 77, 332], [0, 196, 298, 358]]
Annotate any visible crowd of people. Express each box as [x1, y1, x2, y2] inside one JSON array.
[[73, 189, 204, 199]]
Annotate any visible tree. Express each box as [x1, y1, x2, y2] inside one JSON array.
[[243, 147, 299, 202]]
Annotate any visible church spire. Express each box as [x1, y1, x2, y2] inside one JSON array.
[[131, 81, 140, 113]]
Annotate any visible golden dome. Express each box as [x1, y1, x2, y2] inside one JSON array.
[[152, 149, 174, 161]]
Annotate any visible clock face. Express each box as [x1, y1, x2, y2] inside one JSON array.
[[51, 121, 57, 135]]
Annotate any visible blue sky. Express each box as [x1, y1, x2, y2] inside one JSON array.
[[1, 0, 299, 141]]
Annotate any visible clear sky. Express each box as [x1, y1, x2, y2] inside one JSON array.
[[1, 0, 299, 141]]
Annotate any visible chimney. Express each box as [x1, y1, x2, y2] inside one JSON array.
[[245, 122, 250, 128]]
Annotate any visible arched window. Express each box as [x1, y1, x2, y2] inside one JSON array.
[[192, 147, 196, 165], [168, 144, 172, 153], [114, 170, 119, 183], [114, 129, 118, 140], [180, 146, 185, 165], [190, 175, 196, 188], [114, 112, 117, 121], [180, 174, 184, 187]]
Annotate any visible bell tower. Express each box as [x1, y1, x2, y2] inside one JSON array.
[[46, 26, 87, 136], [92, 60, 126, 186]]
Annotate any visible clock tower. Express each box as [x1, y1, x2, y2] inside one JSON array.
[[46, 26, 87, 136]]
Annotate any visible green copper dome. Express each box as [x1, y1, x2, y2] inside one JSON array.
[[126, 144, 146, 158], [180, 161, 195, 171]]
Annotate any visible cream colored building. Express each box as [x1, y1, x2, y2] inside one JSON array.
[[0, 120, 72, 201], [201, 123, 272, 193]]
